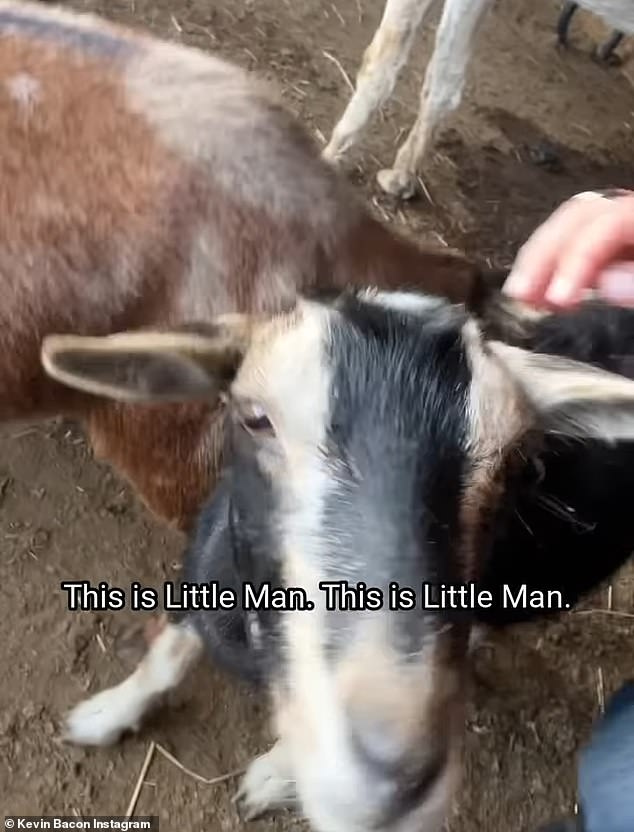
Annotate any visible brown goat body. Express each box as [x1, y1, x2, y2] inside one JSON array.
[[0, 1, 499, 529]]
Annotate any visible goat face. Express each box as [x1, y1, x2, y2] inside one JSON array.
[[41, 291, 634, 832]]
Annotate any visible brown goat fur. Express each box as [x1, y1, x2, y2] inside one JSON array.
[[0, 1, 500, 529]]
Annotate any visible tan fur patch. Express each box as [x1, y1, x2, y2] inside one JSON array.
[[337, 627, 462, 756], [359, 25, 409, 77], [86, 399, 221, 531], [460, 321, 532, 580], [232, 301, 333, 456]]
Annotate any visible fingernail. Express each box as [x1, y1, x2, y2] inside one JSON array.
[[598, 263, 634, 305], [502, 269, 530, 298], [544, 276, 575, 306], [571, 190, 605, 202]]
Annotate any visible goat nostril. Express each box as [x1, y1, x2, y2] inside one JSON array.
[[350, 720, 449, 824], [389, 750, 447, 824], [399, 750, 446, 810]]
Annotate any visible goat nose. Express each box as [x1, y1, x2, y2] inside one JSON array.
[[350, 718, 446, 798], [350, 718, 406, 775]]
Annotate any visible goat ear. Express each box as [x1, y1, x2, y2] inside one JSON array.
[[41, 317, 254, 404], [489, 341, 634, 442]]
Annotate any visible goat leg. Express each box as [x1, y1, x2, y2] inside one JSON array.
[[62, 473, 260, 746], [557, 3, 624, 65], [596, 30, 624, 64], [63, 616, 203, 746], [557, 1, 579, 47]]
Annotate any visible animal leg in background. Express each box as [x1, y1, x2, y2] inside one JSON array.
[[557, 2, 625, 63], [557, 1, 582, 46], [377, 0, 491, 199], [323, 0, 435, 164], [596, 30, 625, 62]]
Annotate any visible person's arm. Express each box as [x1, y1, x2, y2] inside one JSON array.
[[504, 190, 634, 309]]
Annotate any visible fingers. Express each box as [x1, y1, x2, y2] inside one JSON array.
[[545, 206, 634, 306], [504, 191, 634, 309], [503, 194, 613, 305]]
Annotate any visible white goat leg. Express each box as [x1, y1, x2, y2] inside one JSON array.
[[378, 0, 492, 198], [63, 621, 203, 746], [323, 0, 435, 163]]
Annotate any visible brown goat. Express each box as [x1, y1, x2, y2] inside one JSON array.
[[0, 1, 501, 530]]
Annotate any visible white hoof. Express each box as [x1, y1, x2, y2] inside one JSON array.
[[322, 141, 343, 164], [63, 683, 145, 746], [233, 743, 297, 821], [63, 622, 202, 747], [376, 167, 419, 199]]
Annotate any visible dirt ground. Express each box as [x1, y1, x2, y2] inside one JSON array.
[[2, 0, 634, 830]]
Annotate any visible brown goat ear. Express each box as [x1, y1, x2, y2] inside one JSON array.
[[41, 318, 254, 404], [489, 341, 634, 442]]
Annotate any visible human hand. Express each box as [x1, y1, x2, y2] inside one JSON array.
[[503, 190, 634, 309]]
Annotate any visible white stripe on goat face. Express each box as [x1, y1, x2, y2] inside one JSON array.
[[230, 297, 336, 639], [229, 296, 467, 832]]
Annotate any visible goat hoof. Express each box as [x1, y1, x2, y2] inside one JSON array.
[[322, 142, 343, 165], [376, 167, 418, 200], [595, 46, 622, 66], [63, 687, 140, 746], [233, 746, 297, 821]]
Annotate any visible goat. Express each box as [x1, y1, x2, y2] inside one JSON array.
[[0, 0, 501, 533], [42, 291, 634, 832], [323, 0, 634, 199]]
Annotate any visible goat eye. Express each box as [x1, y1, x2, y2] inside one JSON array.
[[238, 402, 275, 436]]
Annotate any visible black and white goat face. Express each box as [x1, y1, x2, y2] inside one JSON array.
[[43, 290, 634, 832]]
